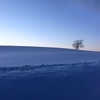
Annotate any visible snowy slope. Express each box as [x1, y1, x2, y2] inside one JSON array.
[[0, 63, 100, 100], [0, 46, 100, 100], [0, 46, 100, 66]]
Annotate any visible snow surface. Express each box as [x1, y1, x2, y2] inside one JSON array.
[[0, 46, 100, 67], [0, 46, 100, 100], [0, 61, 100, 78]]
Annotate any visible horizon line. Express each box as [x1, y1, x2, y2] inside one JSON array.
[[0, 45, 99, 52]]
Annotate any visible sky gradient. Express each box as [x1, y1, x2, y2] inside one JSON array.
[[0, 0, 100, 51]]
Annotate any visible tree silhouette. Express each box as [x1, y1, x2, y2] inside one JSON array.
[[72, 40, 84, 50]]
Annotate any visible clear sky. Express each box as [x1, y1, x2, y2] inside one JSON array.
[[0, 0, 100, 51]]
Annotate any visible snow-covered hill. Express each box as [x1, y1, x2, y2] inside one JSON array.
[[0, 46, 100, 100], [0, 46, 100, 66]]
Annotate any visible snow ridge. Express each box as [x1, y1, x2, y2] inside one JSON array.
[[0, 60, 100, 78]]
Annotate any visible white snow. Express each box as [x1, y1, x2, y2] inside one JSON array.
[[0, 46, 100, 78], [0, 61, 100, 78], [0, 46, 100, 100], [0, 46, 100, 67]]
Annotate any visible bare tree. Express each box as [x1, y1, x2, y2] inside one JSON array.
[[72, 40, 84, 50]]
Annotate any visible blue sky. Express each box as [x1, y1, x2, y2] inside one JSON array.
[[0, 0, 100, 51]]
